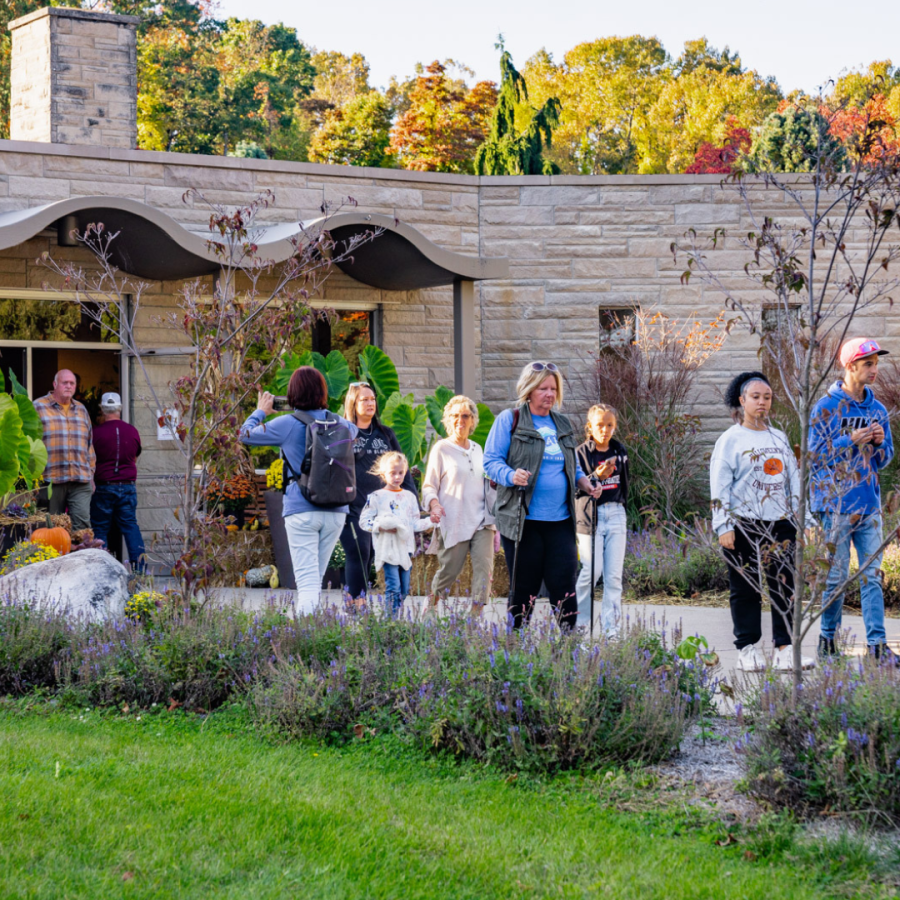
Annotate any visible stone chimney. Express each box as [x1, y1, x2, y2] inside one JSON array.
[[8, 6, 139, 149]]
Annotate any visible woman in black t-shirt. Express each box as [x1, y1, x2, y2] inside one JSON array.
[[574, 404, 630, 637], [340, 383, 417, 599]]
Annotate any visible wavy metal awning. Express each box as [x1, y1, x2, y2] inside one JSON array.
[[0, 196, 506, 396], [0, 196, 508, 288]]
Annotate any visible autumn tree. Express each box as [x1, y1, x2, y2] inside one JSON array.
[[389, 61, 497, 173], [139, 14, 314, 157], [641, 43, 780, 173], [474, 48, 561, 176], [685, 117, 751, 173], [308, 91, 393, 167], [522, 37, 667, 174]]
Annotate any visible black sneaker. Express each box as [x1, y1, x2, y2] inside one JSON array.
[[869, 643, 900, 667], [817, 635, 839, 660]]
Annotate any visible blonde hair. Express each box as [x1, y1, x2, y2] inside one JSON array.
[[585, 403, 618, 439], [441, 395, 478, 436], [343, 382, 377, 424], [516, 362, 564, 407], [369, 450, 408, 481]]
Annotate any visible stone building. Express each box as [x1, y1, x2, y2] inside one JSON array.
[[0, 7, 893, 554]]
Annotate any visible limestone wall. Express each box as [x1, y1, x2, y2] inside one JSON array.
[[0, 140, 895, 540]]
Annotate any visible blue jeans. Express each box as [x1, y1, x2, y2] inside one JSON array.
[[819, 511, 886, 646], [90, 483, 146, 573], [382, 563, 411, 616], [575, 503, 627, 635]]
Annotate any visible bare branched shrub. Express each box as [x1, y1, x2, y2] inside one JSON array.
[[40, 192, 378, 596], [577, 309, 727, 524]]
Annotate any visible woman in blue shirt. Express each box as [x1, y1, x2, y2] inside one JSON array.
[[484, 361, 602, 630], [240, 366, 357, 613]]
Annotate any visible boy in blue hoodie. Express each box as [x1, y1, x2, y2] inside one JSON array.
[[809, 338, 894, 660]]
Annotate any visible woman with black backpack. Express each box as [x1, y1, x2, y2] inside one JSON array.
[[241, 367, 357, 613]]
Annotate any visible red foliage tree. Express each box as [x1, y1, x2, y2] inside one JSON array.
[[828, 94, 899, 164], [686, 118, 751, 173]]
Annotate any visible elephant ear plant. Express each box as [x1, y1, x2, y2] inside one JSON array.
[[0, 369, 48, 515]]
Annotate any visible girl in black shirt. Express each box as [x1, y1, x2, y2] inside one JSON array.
[[574, 404, 630, 636]]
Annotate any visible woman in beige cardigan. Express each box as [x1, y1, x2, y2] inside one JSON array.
[[422, 395, 497, 613]]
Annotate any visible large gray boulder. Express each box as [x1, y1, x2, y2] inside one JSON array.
[[0, 549, 129, 619]]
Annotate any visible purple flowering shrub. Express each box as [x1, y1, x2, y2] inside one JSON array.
[[738, 658, 900, 824], [252, 614, 713, 772], [626, 525, 728, 598], [0, 596, 711, 770], [0, 597, 77, 694]]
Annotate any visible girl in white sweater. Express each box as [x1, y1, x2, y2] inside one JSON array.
[[359, 452, 436, 616], [710, 371, 813, 672]]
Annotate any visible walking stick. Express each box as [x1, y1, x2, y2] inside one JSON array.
[[589, 479, 598, 638], [349, 520, 370, 607], [508, 487, 526, 623]]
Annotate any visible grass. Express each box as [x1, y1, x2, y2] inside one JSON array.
[[1, 704, 896, 899]]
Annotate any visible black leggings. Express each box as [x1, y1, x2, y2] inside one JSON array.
[[340, 517, 373, 599], [501, 518, 578, 629], [724, 518, 796, 649]]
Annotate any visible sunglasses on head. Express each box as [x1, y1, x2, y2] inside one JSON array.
[[530, 362, 559, 373], [349, 382, 372, 389]]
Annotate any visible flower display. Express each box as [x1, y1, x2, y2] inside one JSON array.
[[204, 472, 255, 513], [0, 541, 60, 575], [265, 458, 284, 491], [124, 591, 168, 624]]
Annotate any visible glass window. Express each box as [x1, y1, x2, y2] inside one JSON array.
[[0, 298, 117, 343], [599, 307, 637, 348]]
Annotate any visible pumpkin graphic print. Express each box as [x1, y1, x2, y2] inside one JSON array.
[[763, 457, 784, 476]]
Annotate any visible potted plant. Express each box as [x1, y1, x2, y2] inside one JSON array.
[[263, 459, 295, 589]]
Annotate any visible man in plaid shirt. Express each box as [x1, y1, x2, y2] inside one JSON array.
[[34, 369, 96, 530]]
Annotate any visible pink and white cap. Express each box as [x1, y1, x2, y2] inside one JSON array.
[[839, 338, 889, 368]]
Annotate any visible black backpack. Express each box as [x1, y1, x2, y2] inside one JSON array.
[[283, 411, 357, 508]]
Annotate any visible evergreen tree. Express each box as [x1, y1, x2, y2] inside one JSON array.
[[475, 47, 561, 176], [748, 106, 845, 173]]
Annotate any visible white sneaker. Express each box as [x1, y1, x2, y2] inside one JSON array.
[[772, 646, 815, 671], [736, 644, 767, 672]]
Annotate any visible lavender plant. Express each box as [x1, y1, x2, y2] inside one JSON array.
[[0, 595, 712, 771], [738, 657, 900, 825]]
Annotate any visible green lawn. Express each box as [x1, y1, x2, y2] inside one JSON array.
[[0, 705, 890, 899]]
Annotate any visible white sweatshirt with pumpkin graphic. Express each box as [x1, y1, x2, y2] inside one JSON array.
[[709, 424, 801, 536]]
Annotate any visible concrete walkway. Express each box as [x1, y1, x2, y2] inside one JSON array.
[[201, 586, 900, 685]]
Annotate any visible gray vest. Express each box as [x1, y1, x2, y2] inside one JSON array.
[[493, 404, 579, 542]]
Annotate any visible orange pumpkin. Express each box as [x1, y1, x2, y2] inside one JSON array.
[[763, 458, 784, 476], [32, 515, 72, 555]]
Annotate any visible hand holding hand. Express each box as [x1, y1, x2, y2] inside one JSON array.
[[512, 468, 531, 488], [429, 500, 445, 520], [257, 390, 275, 417], [851, 425, 876, 447], [718, 530, 735, 550]]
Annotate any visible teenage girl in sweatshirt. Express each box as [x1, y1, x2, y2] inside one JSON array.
[[710, 371, 813, 672]]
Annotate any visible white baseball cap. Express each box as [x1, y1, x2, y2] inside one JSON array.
[[100, 392, 122, 409]]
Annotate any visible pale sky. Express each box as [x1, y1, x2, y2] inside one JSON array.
[[216, 0, 900, 95]]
